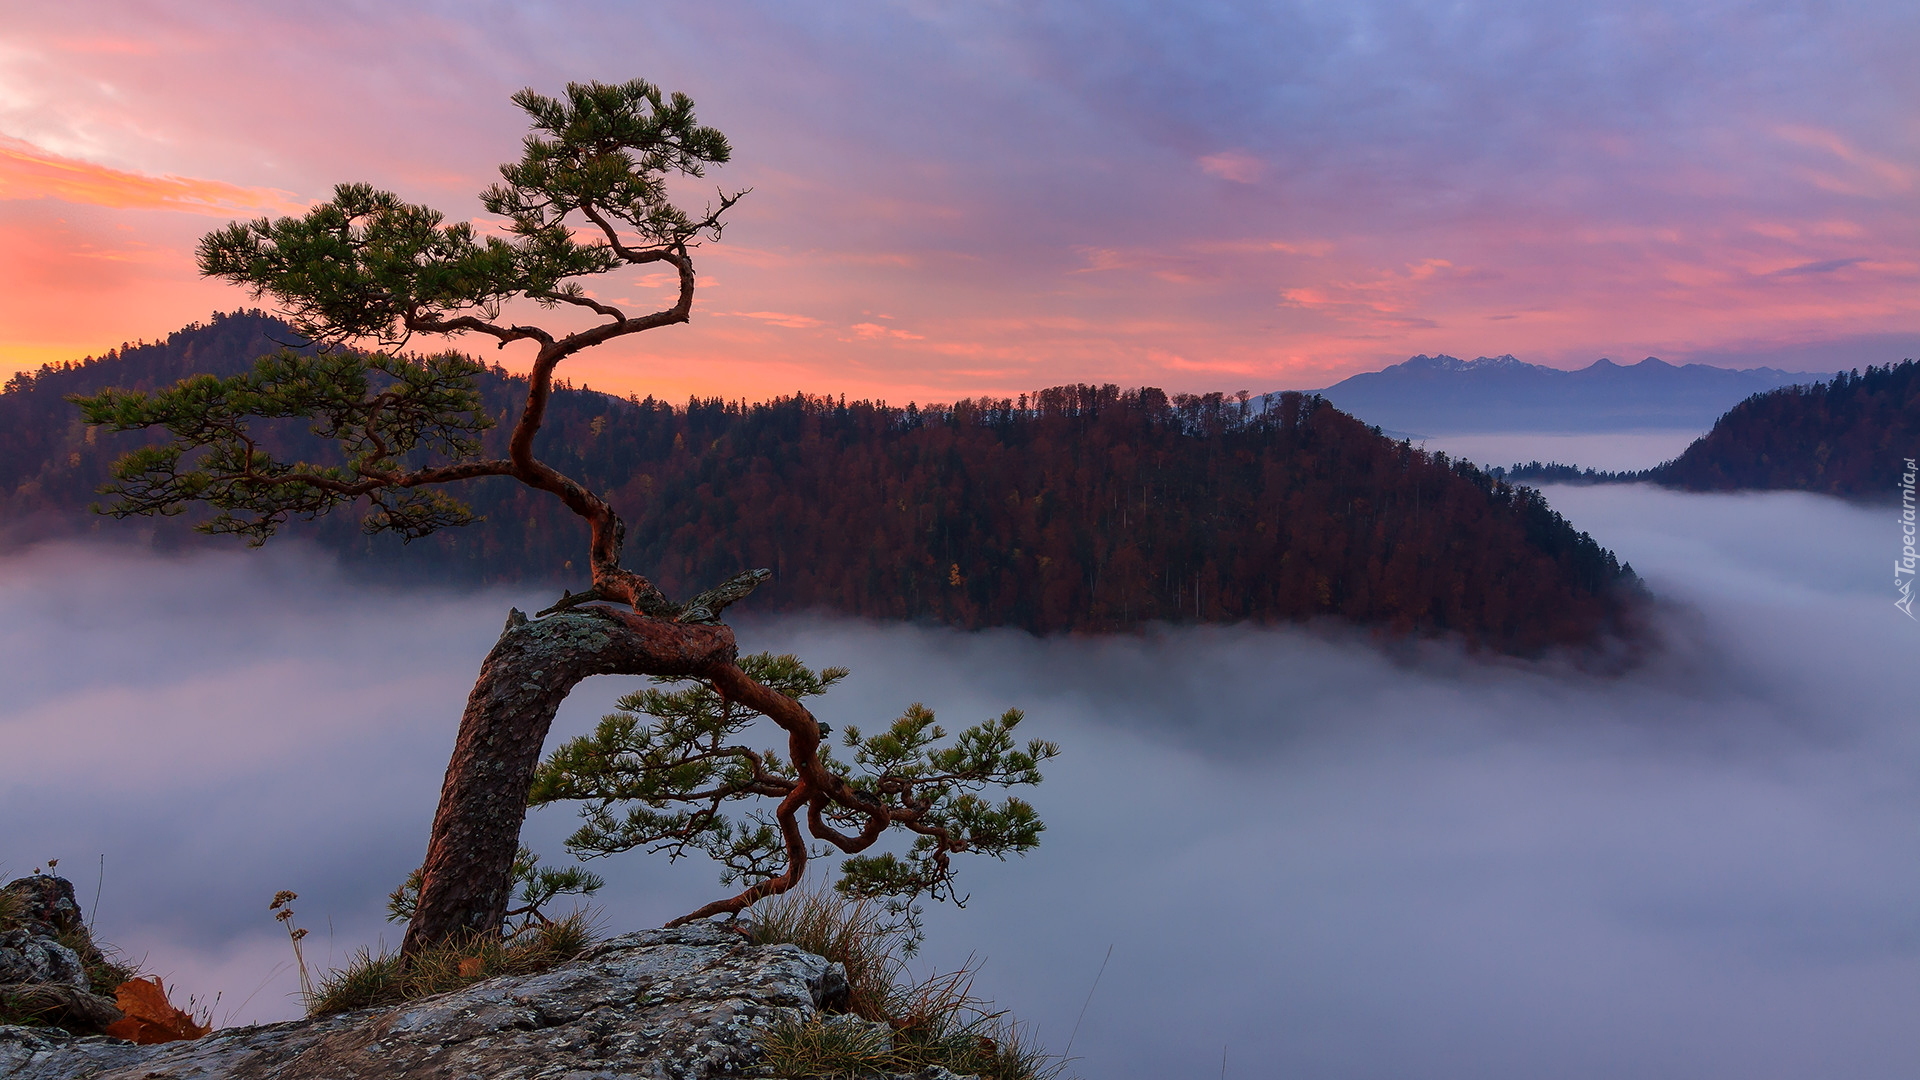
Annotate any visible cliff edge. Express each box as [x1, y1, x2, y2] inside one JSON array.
[[0, 922, 971, 1080]]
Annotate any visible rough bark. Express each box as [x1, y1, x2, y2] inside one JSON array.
[[399, 608, 737, 957]]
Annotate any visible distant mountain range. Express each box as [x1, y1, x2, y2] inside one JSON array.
[[1498, 360, 1919, 502], [1310, 354, 1828, 435], [0, 312, 1641, 655]]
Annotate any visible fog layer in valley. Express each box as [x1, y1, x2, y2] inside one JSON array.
[[3, 484, 1915, 1079], [1418, 428, 1704, 472]]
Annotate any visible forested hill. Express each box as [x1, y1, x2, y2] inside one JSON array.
[[1646, 360, 1920, 499], [2, 313, 1639, 654], [1, 311, 310, 494]]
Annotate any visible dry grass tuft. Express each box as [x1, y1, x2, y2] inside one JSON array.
[[747, 889, 1071, 1080], [757, 1013, 898, 1078], [743, 888, 898, 1020], [306, 911, 598, 1017], [54, 925, 140, 997]]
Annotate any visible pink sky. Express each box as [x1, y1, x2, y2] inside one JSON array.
[[3, 2, 1917, 401]]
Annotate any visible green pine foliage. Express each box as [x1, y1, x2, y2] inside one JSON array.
[[531, 653, 1056, 939], [385, 845, 604, 937], [72, 349, 494, 542], [194, 79, 734, 350]]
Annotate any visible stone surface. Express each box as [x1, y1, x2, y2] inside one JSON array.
[[0, 878, 86, 941], [0, 922, 970, 1080], [0, 933, 86, 994], [0, 875, 126, 1033]]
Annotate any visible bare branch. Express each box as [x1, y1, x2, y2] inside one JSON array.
[[537, 291, 629, 323], [407, 313, 555, 349]]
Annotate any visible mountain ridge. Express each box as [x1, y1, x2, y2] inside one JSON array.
[[1307, 352, 1828, 434]]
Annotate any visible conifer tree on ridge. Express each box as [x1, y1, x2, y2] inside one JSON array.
[[72, 78, 1053, 958]]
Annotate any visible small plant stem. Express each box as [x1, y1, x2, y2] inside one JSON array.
[[289, 928, 312, 1001], [1063, 942, 1112, 1058]]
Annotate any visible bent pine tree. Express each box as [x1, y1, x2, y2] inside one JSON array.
[[72, 77, 1054, 958]]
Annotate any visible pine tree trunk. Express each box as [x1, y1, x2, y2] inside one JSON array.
[[400, 607, 736, 957]]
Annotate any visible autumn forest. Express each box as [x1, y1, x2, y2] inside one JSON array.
[[1, 312, 1637, 655]]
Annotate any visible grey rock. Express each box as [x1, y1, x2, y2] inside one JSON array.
[[0, 877, 86, 941], [0, 922, 975, 1080], [1, 875, 115, 1003], [0, 931, 87, 994]]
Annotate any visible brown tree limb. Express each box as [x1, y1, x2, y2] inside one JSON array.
[[235, 459, 517, 498], [401, 608, 738, 955], [407, 313, 555, 349], [806, 793, 892, 854], [537, 291, 630, 322], [663, 785, 813, 926]]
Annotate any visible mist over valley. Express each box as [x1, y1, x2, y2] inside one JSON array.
[[4, 482, 1913, 1079]]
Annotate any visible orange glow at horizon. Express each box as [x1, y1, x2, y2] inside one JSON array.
[[2, 4, 1917, 399]]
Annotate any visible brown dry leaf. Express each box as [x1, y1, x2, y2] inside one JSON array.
[[101, 1017, 151, 1044], [457, 956, 485, 978], [104, 976, 212, 1044]]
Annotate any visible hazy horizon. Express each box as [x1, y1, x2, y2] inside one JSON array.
[[3, 480, 1915, 1078], [1420, 430, 1705, 473]]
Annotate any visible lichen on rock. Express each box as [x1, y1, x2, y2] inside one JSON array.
[[0, 876, 129, 1036], [0, 922, 977, 1080]]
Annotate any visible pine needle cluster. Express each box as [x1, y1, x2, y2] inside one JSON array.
[[531, 652, 1055, 941]]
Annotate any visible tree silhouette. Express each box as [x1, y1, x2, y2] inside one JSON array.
[[72, 79, 1052, 957]]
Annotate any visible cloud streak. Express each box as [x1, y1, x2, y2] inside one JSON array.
[[0, 135, 304, 215]]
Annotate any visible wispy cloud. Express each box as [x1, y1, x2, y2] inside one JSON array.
[[721, 310, 827, 329], [850, 321, 924, 340], [1769, 256, 1868, 277], [0, 135, 304, 215], [2, 1, 1917, 393], [1198, 149, 1264, 183]]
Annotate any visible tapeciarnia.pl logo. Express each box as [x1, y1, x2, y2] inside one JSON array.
[[1897, 457, 1917, 620]]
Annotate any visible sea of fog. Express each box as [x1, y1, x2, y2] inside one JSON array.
[[1418, 428, 1704, 472], [3, 482, 1916, 1079]]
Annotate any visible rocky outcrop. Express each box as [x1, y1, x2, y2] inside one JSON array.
[[0, 877, 124, 1034], [0, 932, 87, 995], [0, 922, 973, 1080], [1, 876, 90, 942]]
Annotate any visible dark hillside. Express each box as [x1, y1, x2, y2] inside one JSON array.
[[0, 311, 312, 498], [1648, 360, 1920, 499], [2, 316, 1640, 654]]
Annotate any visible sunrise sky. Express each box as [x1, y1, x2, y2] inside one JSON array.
[[3, 1, 1918, 402]]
